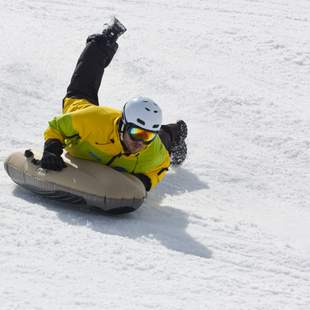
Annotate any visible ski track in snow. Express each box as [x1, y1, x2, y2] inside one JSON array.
[[1, 0, 310, 309]]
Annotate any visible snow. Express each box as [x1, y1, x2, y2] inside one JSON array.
[[1, 0, 310, 309]]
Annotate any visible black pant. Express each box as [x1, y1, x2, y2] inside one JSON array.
[[65, 34, 175, 152]]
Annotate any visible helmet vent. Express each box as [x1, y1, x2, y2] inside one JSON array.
[[124, 96, 162, 131], [136, 118, 145, 125]]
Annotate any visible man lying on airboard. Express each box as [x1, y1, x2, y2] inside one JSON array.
[[41, 17, 187, 192]]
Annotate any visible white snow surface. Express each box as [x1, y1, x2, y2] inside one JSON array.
[[1, 0, 310, 309]]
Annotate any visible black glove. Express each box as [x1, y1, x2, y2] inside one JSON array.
[[134, 174, 152, 192], [41, 139, 66, 171]]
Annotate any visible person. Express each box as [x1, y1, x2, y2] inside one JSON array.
[[40, 17, 187, 192]]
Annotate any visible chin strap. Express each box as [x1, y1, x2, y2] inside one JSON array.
[[119, 118, 126, 141], [119, 118, 129, 152]]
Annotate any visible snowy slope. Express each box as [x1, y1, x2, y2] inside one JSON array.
[[1, 0, 310, 309]]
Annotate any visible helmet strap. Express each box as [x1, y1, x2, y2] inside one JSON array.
[[119, 118, 130, 152], [119, 118, 126, 139]]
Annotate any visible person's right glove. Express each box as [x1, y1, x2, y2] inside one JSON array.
[[40, 139, 66, 171], [133, 173, 152, 192]]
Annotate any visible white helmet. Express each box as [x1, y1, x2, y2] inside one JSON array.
[[122, 96, 162, 132]]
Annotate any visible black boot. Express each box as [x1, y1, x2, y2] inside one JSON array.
[[170, 120, 188, 166], [102, 17, 127, 43], [174, 120, 187, 144], [86, 17, 126, 47]]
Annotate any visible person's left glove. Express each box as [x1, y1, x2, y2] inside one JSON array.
[[40, 139, 66, 171]]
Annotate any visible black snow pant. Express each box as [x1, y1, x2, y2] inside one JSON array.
[[64, 34, 176, 152]]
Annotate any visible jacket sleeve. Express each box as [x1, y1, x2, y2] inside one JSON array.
[[44, 97, 97, 142], [44, 105, 103, 143], [44, 113, 79, 143], [143, 153, 170, 190]]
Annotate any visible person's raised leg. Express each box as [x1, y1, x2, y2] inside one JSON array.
[[64, 17, 126, 109], [159, 120, 188, 166]]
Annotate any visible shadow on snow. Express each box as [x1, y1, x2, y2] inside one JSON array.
[[12, 167, 212, 258]]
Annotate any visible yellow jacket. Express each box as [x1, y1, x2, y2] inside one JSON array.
[[44, 97, 170, 189]]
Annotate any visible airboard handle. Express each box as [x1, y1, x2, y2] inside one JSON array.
[[24, 149, 41, 166]]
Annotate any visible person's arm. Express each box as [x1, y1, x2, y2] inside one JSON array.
[[42, 109, 88, 170], [134, 154, 170, 191], [44, 113, 79, 143], [42, 105, 115, 170]]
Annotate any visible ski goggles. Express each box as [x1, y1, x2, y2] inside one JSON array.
[[127, 126, 157, 144]]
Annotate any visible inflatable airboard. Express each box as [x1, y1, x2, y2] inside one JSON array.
[[4, 150, 146, 214]]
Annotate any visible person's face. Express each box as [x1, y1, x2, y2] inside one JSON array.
[[123, 130, 146, 154]]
